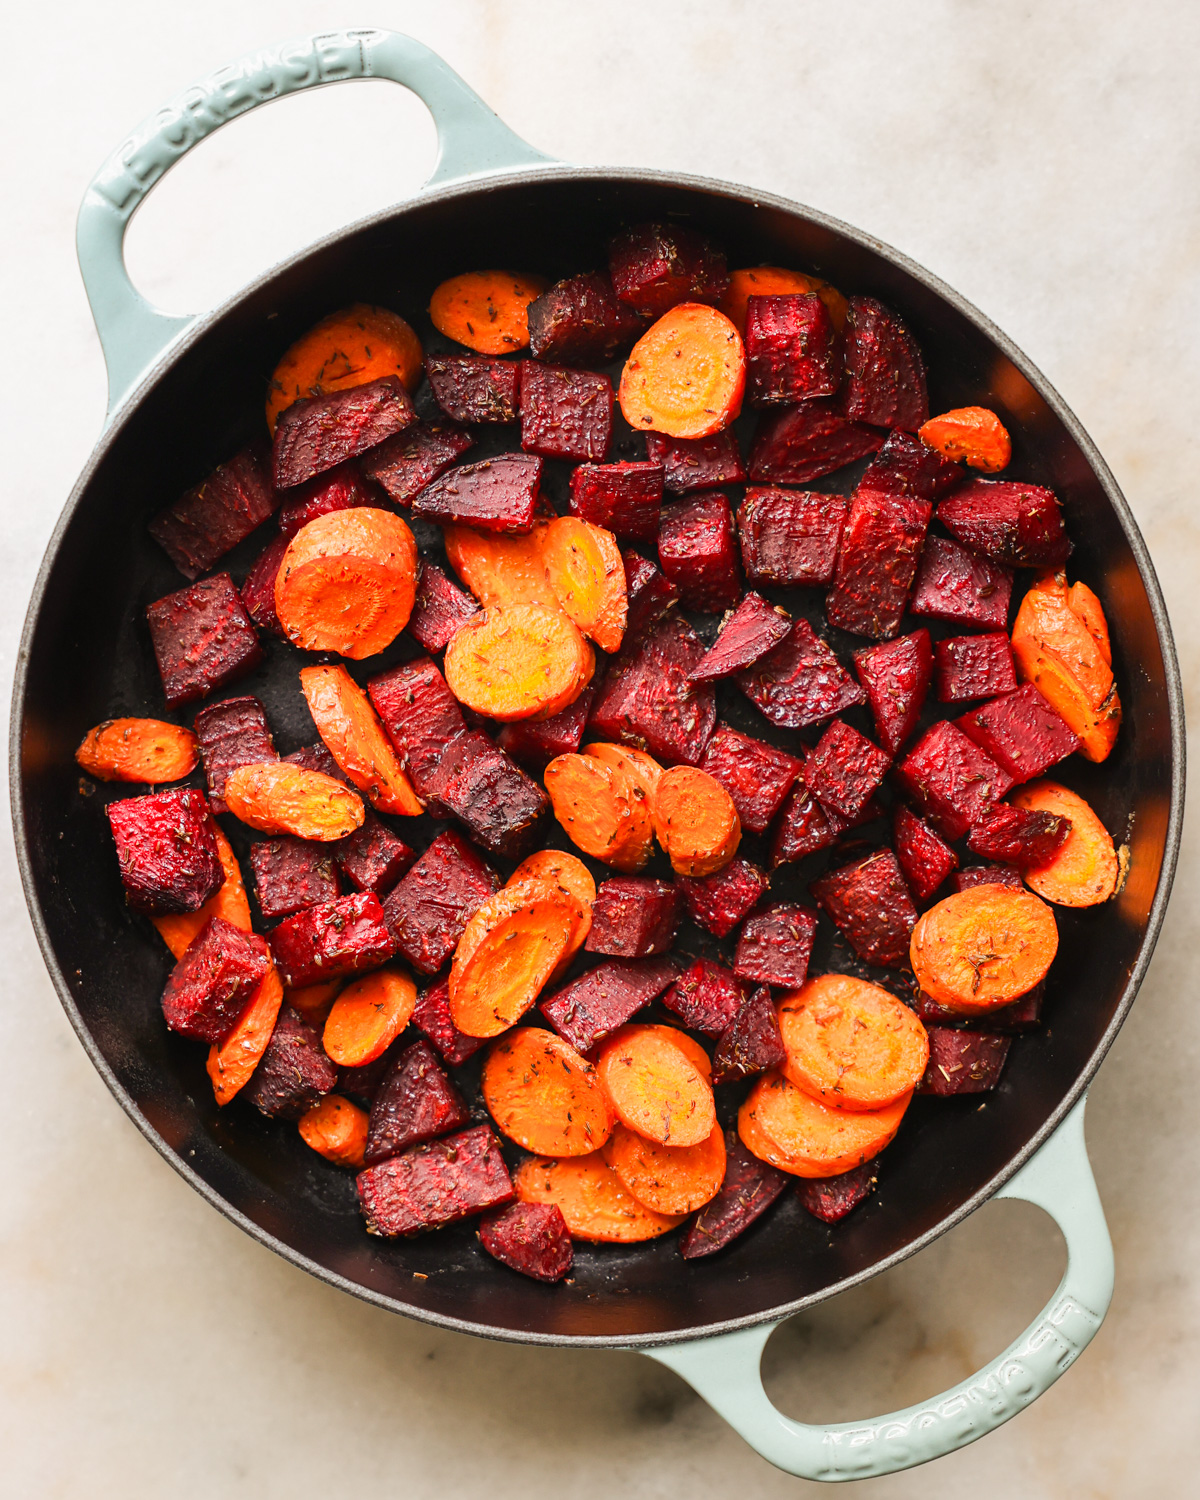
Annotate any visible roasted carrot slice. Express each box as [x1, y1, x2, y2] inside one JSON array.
[[619, 303, 746, 440], [653, 765, 741, 876], [153, 828, 250, 959], [778, 974, 929, 1111], [444, 524, 560, 610], [223, 762, 365, 841], [918, 407, 1012, 472], [286, 979, 343, 1025], [275, 508, 418, 660], [596, 1024, 715, 1147], [443, 603, 592, 721], [508, 850, 597, 909], [514, 1152, 685, 1241], [721, 267, 849, 334], [632, 1024, 713, 1082], [482, 1027, 614, 1155], [1011, 780, 1120, 907], [910, 885, 1058, 1013], [298, 1094, 370, 1167], [266, 303, 423, 433], [538, 516, 627, 654], [429, 270, 548, 354], [739, 1071, 910, 1178], [322, 966, 417, 1067], [584, 742, 664, 805], [544, 752, 654, 871], [299, 664, 421, 815], [601, 1121, 726, 1214], [206, 966, 285, 1105], [76, 718, 198, 784]]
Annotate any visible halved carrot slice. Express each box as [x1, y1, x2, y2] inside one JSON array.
[[444, 603, 591, 722], [544, 752, 654, 872], [266, 303, 423, 433], [298, 1095, 370, 1167], [223, 762, 364, 841], [739, 1071, 910, 1178], [721, 267, 849, 334], [619, 303, 745, 440], [584, 742, 663, 806], [778, 974, 929, 1111], [918, 407, 1011, 473], [76, 718, 198, 784], [508, 850, 597, 909], [538, 516, 627, 654], [444, 524, 560, 611], [596, 1025, 715, 1147], [653, 764, 741, 877], [153, 829, 250, 959], [601, 1121, 726, 1214], [322, 967, 417, 1067], [514, 1153, 685, 1241], [909, 885, 1058, 1013], [206, 966, 285, 1106], [482, 1028, 614, 1155], [1011, 781, 1120, 907], [429, 270, 548, 355], [627, 1024, 713, 1082], [300, 664, 421, 815]]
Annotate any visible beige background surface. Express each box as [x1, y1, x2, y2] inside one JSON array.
[[3, 3, 1197, 1494]]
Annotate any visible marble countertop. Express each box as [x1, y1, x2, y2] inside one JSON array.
[[3, 3, 1196, 1494]]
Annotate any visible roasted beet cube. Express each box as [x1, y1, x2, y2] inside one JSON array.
[[586, 877, 682, 958], [357, 1125, 513, 1237], [646, 429, 746, 493], [192, 695, 278, 815], [734, 904, 818, 988], [250, 837, 341, 920], [160, 916, 271, 1042], [431, 738, 548, 859], [275, 461, 377, 538], [689, 593, 791, 682], [622, 549, 679, 639], [368, 657, 466, 800], [893, 805, 958, 903], [588, 614, 715, 765], [920, 1028, 1011, 1095], [272, 375, 416, 489], [569, 461, 664, 542], [496, 686, 594, 769], [419, 729, 494, 818], [147, 574, 263, 708], [712, 988, 787, 1084], [426, 354, 521, 424], [915, 979, 1042, 1030], [333, 811, 414, 895], [938, 480, 1071, 568], [795, 1159, 880, 1223], [284, 741, 342, 779], [859, 430, 963, 502], [107, 787, 223, 915], [811, 849, 917, 968], [747, 399, 884, 485], [360, 419, 474, 505], [738, 487, 848, 587], [383, 831, 499, 976], [520, 362, 613, 462], [149, 446, 277, 580], [338, 1042, 404, 1107], [935, 632, 1017, 703], [239, 531, 290, 637], [745, 293, 838, 405], [679, 1130, 788, 1258], [910, 535, 1014, 630], [966, 803, 1071, 867], [364, 1039, 471, 1165], [539, 956, 681, 1054], [737, 619, 864, 729], [700, 725, 803, 835], [956, 683, 1081, 783], [269, 892, 396, 988], [608, 222, 728, 317], [663, 958, 744, 1037], [952, 863, 1025, 893], [853, 630, 933, 755], [243, 1003, 337, 1119], [527, 271, 647, 364], [804, 721, 891, 820], [479, 1201, 573, 1282], [412, 978, 488, 1066], [407, 561, 479, 652], [412, 453, 543, 533], [826, 491, 932, 640], [841, 297, 928, 430], [770, 781, 848, 867], [895, 721, 1014, 839], [678, 857, 769, 938]]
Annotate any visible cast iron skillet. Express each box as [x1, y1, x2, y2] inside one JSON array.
[[10, 30, 1184, 1481]]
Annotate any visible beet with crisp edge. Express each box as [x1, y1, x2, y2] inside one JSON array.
[[333, 811, 414, 896], [539, 956, 681, 1054], [910, 535, 1014, 631], [586, 878, 683, 958], [738, 487, 848, 587], [896, 720, 1015, 839], [734, 904, 818, 989], [426, 354, 521, 423], [272, 375, 416, 489], [411, 453, 543, 532], [919, 1028, 1011, 1095], [368, 657, 466, 801], [621, 549, 679, 640], [497, 686, 594, 769], [804, 720, 891, 820], [646, 429, 746, 493], [424, 733, 548, 858], [700, 725, 803, 835], [149, 445, 277, 580], [811, 849, 917, 968], [938, 479, 1071, 568], [243, 1003, 337, 1119], [407, 561, 480, 653], [679, 1131, 789, 1257], [747, 398, 884, 485], [712, 987, 787, 1084], [952, 864, 1025, 893], [250, 837, 341, 920], [569, 460, 664, 542], [193, 695, 278, 815], [269, 892, 396, 989], [479, 1201, 573, 1282], [588, 613, 715, 766], [383, 831, 499, 976], [160, 916, 271, 1042], [364, 1039, 472, 1165], [275, 461, 377, 538], [677, 857, 769, 938], [893, 805, 959, 903], [658, 491, 742, 611], [826, 490, 932, 640], [412, 978, 489, 1066], [663, 958, 745, 1038], [360, 420, 474, 506], [859, 430, 963, 502], [527, 271, 648, 364], [935, 632, 1018, 703], [744, 293, 839, 405], [107, 786, 223, 915], [689, 593, 791, 682], [956, 683, 1081, 783], [520, 362, 613, 462], [853, 630, 933, 756], [147, 573, 263, 707], [357, 1125, 514, 1237], [608, 222, 728, 317], [737, 619, 865, 729], [966, 803, 1071, 867], [796, 1159, 880, 1223], [840, 296, 928, 430]]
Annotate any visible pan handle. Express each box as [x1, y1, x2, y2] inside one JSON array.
[[643, 1096, 1112, 1481], [75, 29, 556, 421]]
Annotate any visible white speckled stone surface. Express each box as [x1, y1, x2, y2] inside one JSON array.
[[3, 3, 1197, 1494]]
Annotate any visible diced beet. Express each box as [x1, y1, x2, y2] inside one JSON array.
[[938, 480, 1071, 568], [853, 630, 933, 756], [586, 877, 682, 958], [364, 1039, 471, 1165], [733, 903, 818, 988], [677, 857, 769, 938], [770, 780, 848, 867], [810, 849, 918, 968], [520, 363, 613, 462], [608, 222, 728, 317], [338, 1042, 403, 1107], [841, 297, 928, 431], [425, 354, 521, 424], [479, 1201, 573, 1282], [360, 419, 474, 505], [738, 487, 848, 587], [689, 593, 791, 681], [859, 430, 964, 502], [192, 695, 278, 815], [919, 1028, 1011, 1095], [146, 574, 263, 708], [243, 1003, 337, 1119], [745, 293, 839, 405], [107, 787, 223, 915], [149, 446, 278, 580], [956, 683, 1081, 783], [910, 535, 1014, 630], [412, 978, 488, 1066], [357, 1125, 513, 1237], [737, 618, 864, 729], [332, 813, 413, 895], [712, 987, 787, 1084], [497, 686, 594, 769], [275, 461, 377, 538], [272, 376, 416, 489], [915, 980, 1043, 1030], [419, 729, 495, 817], [160, 915, 271, 1041], [679, 1130, 788, 1258], [893, 806, 958, 903], [527, 271, 648, 364], [539, 956, 681, 1054], [239, 532, 290, 637], [966, 803, 1071, 867], [663, 958, 744, 1037], [284, 741, 342, 779], [569, 461, 664, 542], [588, 614, 715, 765], [268, 892, 396, 989], [935, 632, 1017, 702], [250, 837, 341, 920], [411, 453, 544, 533], [952, 864, 1025, 893], [826, 491, 932, 640], [795, 1159, 880, 1223], [700, 725, 803, 835], [383, 831, 499, 976], [646, 429, 746, 493], [895, 721, 1015, 839], [622, 549, 679, 639], [368, 657, 466, 801], [407, 561, 479, 652], [804, 720, 891, 820], [421, 732, 548, 859], [747, 399, 884, 486]]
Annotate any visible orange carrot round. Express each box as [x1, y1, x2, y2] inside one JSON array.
[[910, 885, 1059, 1013], [721, 267, 848, 334], [298, 1095, 370, 1167], [508, 850, 597, 909], [739, 1071, 910, 1178], [918, 407, 1012, 472], [444, 524, 560, 610], [601, 1121, 726, 1214], [630, 1024, 713, 1081], [286, 979, 343, 1025], [429, 270, 548, 354], [322, 967, 417, 1067], [482, 1028, 614, 1156], [619, 303, 746, 439], [778, 975, 929, 1111], [514, 1153, 685, 1242], [266, 303, 423, 433], [223, 762, 365, 841], [596, 1025, 715, 1147], [299, 664, 421, 815], [153, 829, 250, 959], [538, 516, 627, 654], [443, 603, 592, 721], [544, 752, 654, 872], [584, 742, 663, 805], [206, 966, 284, 1106], [1011, 781, 1120, 907], [653, 764, 741, 876], [76, 718, 198, 784]]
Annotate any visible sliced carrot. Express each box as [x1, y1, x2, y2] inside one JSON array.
[[322, 967, 417, 1067], [601, 1121, 725, 1215], [537, 516, 627, 654], [721, 266, 849, 334], [223, 762, 364, 841], [1067, 579, 1112, 665], [918, 407, 1012, 472], [631, 1024, 713, 1082], [739, 1072, 910, 1178], [910, 885, 1059, 1013], [514, 1153, 685, 1242], [544, 752, 654, 872], [778, 974, 929, 1111], [596, 1024, 715, 1147], [275, 508, 418, 660], [266, 303, 423, 433], [299, 664, 421, 815], [482, 1027, 614, 1155], [653, 764, 741, 876], [286, 979, 343, 1025], [508, 850, 597, 909], [619, 303, 746, 440], [429, 270, 548, 355], [1011, 781, 1120, 907], [584, 742, 664, 806], [153, 828, 250, 959], [298, 1095, 369, 1167], [76, 718, 198, 784], [206, 966, 285, 1105], [443, 603, 592, 722], [444, 524, 560, 611]]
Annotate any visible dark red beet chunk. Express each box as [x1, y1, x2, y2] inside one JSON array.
[[804, 720, 891, 820], [770, 781, 848, 867], [745, 293, 839, 405], [426, 354, 521, 424], [859, 430, 963, 502], [149, 446, 278, 580], [952, 864, 1025, 893], [284, 741, 342, 779], [938, 480, 1071, 568], [520, 362, 613, 462], [160, 916, 271, 1042], [826, 491, 932, 640], [383, 831, 499, 976], [689, 593, 791, 682], [679, 1130, 788, 1258], [569, 461, 664, 542], [608, 222, 728, 317], [919, 1028, 1011, 1095], [334, 811, 414, 896], [479, 1201, 573, 1282], [412, 978, 488, 1066], [646, 430, 746, 496], [811, 850, 917, 968], [239, 532, 290, 637], [677, 857, 769, 938], [737, 618, 864, 729], [622, 550, 679, 640], [269, 892, 396, 989], [956, 683, 1081, 783], [539, 956, 681, 1054], [588, 614, 715, 766], [734, 903, 818, 988], [527, 271, 648, 364], [364, 1039, 471, 1165], [894, 805, 958, 903], [250, 837, 340, 920], [368, 657, 466, 801], [586, 877, 682, 958], [663, 958, 745, 1037], [430, 737, 548, 859], [935, 632, 1017, 702], [147, 574, 263, 708], [338, 1042, 403, 1107], [738, 487, 848, 587], [272, 376, 416, 489], [275, 461, 377, 538], [657, 491, 742, 611], [407, 561, 479, 652], [411, 453, 544, 533], [796, 1159, 880, 1223], [497, 686, 594, 769], [915, 979, 1042, 1030], [192, 695, 278, 815], [853, 629, 933, 756], [243, 1003, 337, 1120], [713, 988, 787, 1085], [360, 420, 474, 505], [357, 1125, 513, 1237], [841, 297, 928, 430], [966, 803, 1071, 867], [910, 535, 1014, 630], [700, 726, 803, 835], [107, 787, 223, 915], [895, 721, 1014, 839], [419, 729, 494, 817], [747, 398, 884, 485]]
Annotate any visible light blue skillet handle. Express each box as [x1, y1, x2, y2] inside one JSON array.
[[75, 28, 556, 420], [646, 1096, 1112, 1482]]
